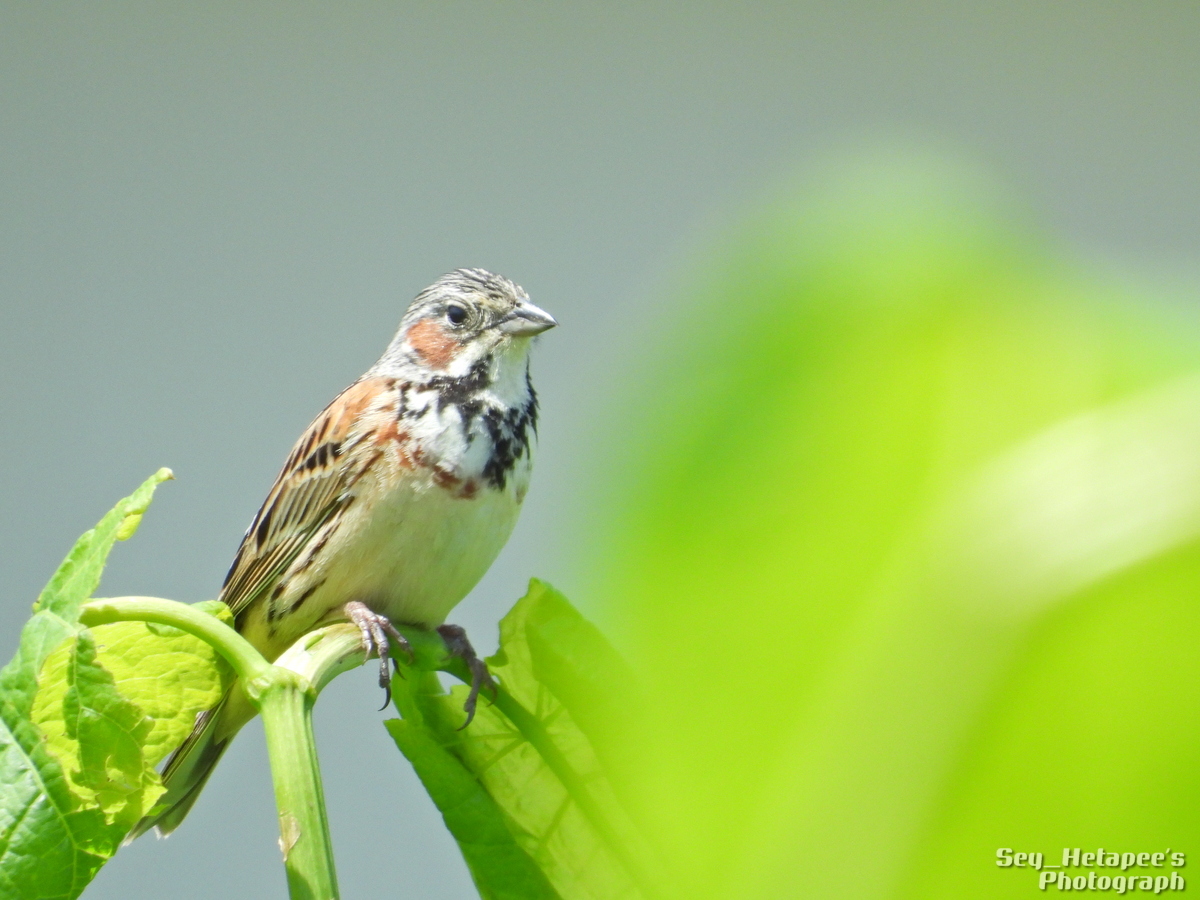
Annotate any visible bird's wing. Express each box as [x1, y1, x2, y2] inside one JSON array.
[[220, 376, 393, 622]]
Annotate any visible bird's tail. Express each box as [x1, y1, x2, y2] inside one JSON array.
[[125, 694, 235, 843]]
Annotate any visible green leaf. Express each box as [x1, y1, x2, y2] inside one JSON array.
[[30, 603, 235, 835], [53, 630, 156, 842], [385, 718, 562, 900], [388, 580, 658, 900], [37, 601, 234, 769], [0, 470, 173, 900], [493, 581, 642, 803], [34, 469, 173, 622]]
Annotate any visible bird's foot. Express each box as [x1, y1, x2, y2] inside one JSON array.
[[436, 624, 497, 729], [344, 601, 413, 708]]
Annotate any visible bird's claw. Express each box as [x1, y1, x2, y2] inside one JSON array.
[[436, 624, 497, 729], [343, 606, 492, 723], [344, 601, 413, 708]]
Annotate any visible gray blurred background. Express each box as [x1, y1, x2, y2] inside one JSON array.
[[1, 3, 1197, 897]]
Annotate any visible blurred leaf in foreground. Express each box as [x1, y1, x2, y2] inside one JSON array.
[[387, 579, 655, 900], [584, 151, 1200, 899]]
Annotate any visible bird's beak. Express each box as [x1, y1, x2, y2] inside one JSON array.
[[498, 301, 558, 336]]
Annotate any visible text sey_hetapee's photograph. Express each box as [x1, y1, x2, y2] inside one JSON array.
[[1, 5, 1199, 900]]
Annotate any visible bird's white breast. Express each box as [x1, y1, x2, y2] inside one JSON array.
[[284, 393, 533, 639], [332, 457, 526, 626]]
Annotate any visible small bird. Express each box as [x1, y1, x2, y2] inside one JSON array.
[[130, 268, 556, 839]]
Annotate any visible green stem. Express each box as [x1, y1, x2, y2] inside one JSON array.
[[80, 596, 270, 682], [254, 670, 339, 900], [80, 598, 366, 900]]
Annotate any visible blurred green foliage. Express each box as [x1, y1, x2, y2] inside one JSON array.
[[587, 153, 1200, 898]]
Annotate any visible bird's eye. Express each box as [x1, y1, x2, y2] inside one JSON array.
[[445, 304, 468, 326]]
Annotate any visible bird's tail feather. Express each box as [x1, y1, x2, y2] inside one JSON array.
[[125, 696, 231, 843]]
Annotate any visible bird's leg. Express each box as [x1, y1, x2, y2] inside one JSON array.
[[436, 624, 497, 729], [344, 601, 412, 707]]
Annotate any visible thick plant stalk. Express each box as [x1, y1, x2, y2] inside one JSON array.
[[80, 598, 368, 900], [253, 630, 362, 900]]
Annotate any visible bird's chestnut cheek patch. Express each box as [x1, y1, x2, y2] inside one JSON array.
[[406, 319, 462, 370]]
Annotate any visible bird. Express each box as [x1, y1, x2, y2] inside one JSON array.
[[129, 268, 556, 840]]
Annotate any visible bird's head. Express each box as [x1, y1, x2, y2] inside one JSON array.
[[377, 268, 556, 382]]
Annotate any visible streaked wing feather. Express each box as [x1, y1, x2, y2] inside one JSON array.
[[220, 377, 389, 620]]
